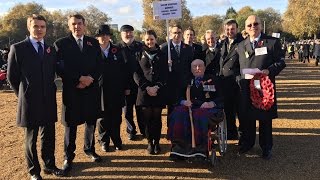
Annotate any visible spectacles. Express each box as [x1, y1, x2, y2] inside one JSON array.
[[172, 32, 182, 35], [247, 22, 259, 28]]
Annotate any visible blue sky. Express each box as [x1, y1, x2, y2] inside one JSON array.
[[0, 0, 288, 30]]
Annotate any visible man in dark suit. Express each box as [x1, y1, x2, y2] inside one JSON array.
[[237, 15, 286, 160], [54, 14, 102, 174], [7, 14, 64, 180], [203, 30, 221, 77], [160, 24, 193, 127], [219, 19, 244, 140], [183, 27, 204, 60], [118, 25, 144, 140], [95, 25, 128, 152]]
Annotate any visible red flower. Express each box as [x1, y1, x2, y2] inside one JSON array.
[[111, 48, 117, 54], [87, 41, 93, 46], [249, 73, 274, 110], [257, 41, 264, 47], [46, 47, 51, 54]]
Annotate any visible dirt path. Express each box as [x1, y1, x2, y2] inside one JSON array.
[[0, 59, 319, 180]]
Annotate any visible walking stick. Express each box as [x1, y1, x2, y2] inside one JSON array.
[[186, 85, 196, 148]]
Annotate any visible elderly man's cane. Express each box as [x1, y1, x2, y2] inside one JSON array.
[[186, 85, 196, 148]]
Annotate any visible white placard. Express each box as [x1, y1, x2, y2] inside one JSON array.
[[272, 33, 280, 38], [153, 0, 182, 20]]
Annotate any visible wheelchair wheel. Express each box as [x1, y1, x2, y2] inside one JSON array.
[[210, 148, 217, 167], [217, 118, 227, 156]]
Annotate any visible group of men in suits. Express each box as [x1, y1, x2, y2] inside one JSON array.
[[7, 13, 285, 180]]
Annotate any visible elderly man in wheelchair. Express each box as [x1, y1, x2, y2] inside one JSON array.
[[167, 59, 224, 161]]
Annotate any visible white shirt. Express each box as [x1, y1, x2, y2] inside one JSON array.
[[73, 35, 84, 47], [250, 33, 262, 49], [101, 43, 110, 58]]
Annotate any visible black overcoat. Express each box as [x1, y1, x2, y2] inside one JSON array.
[[160, 41, 193, 105], [237, 33, 286, 120], [54, 34, 102, 126], [7, 38, 57, 127], [134, 45, 168, 107]]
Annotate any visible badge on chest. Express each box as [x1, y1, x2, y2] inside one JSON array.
[[255, 47, 267, 56], [203, 85, 216, 92]]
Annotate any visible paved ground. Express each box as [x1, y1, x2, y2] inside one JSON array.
[[0, 59, 319, 180]]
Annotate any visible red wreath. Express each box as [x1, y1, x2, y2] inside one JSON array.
[[249, 73, 274, 110]]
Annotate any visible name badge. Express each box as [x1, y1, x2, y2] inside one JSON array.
[[255, 47, 267, 56], [203, 85, 216, 92]]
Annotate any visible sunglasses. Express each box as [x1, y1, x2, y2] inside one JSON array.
[[247, 22, 259, 28]]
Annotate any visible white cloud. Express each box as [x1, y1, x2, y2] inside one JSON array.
[[102, 0, 119, 4], [118, 6, 132, 15]]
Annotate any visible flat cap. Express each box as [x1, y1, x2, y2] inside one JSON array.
[[120, 24, 134, 32]]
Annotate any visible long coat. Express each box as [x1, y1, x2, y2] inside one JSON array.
[[100, 43, 128, 110], [160, 41, 193, 105], [219, 34, 243, 96], [237, 33, 286, 120], [54, 34, 102, 126], [7, 38, 57, 127], [202, 44, 221, 77], [134, 45, 168, 107]]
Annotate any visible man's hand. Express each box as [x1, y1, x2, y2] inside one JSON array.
[[262, 69, 270, 75], [200, 102, 215, 108], [79, 75, 94, 87], [76, 82, 86, 89], [183, 100, 192, 107], [124, 89, 130, 95], [146, 86, 158, 96]]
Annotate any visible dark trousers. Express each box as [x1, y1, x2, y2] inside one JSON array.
[[241, 117, 273, 152], [124, 93, 144, 135], [97, 106, 122, 147], [64, 123, 96, 161], [221, 78, 242, 134], [142, 107, 162, 143], [25, 124, 56, 176]]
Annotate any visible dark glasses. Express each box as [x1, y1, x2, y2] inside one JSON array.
[[247, 22, 259, 28]]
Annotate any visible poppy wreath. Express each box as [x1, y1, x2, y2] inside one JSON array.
[[249, 73, 275, 110]]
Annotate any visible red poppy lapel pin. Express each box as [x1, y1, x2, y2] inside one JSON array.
[[111, 48, 117, 54], [46, 47, 51, 54], [257, 41, 264, 47]]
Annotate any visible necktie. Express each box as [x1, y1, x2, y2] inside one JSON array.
[[175, 45, 180, 56], [37, 41, 43, 59], [195, 77, 202, 87], [253, 40, 258, 49], [77, 39, 83, 51]]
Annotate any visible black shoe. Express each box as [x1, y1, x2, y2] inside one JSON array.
[[154, 144, 161, 154], [238, 145, 252, 154], [262, 150, 272, 160], [147, 143, 154, 155], [86, 152, 102, 162], [115, 145, 123, 150], [128, 134, 136, 140], [62, 160, 73, 174], [101, 145, 110, 152], [30, 174, 42, 180], [43, 166, 65, 177]]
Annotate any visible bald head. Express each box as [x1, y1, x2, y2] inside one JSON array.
[[191, 59, 205, 77], [245, 15, 262, 40]]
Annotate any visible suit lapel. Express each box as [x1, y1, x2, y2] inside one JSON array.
[[244, 38, 254, 58], [24, 38, 41, 60]]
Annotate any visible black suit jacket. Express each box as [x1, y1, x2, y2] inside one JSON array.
[[100, 43, 128, 109], [237, 33, 286, 120], [54, 34, 102, 126], [134, 45, 168, 107], [7, 38, 57, 127], [202, 44, 221, 77], [160, 40, 193, 104]]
